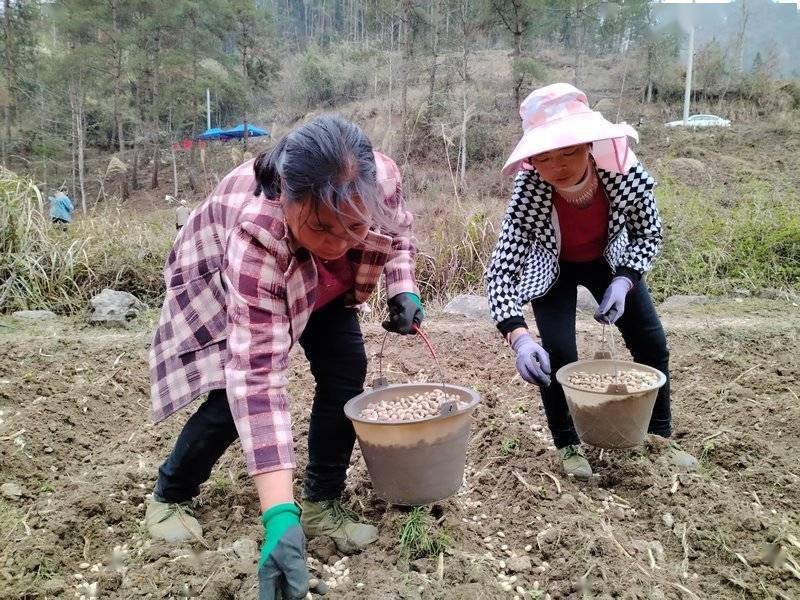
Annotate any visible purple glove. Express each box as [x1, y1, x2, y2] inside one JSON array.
[[594, 277, 633, 325], [511, 333, 551, 387]]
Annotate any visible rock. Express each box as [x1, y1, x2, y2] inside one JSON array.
[[660, 295, 710, 310], [576, 286, 598, 313], [307, 536, 337, 563], [1, 482, 23, 500], [410, 558, 430, 573], [662, 513, 675, 529], [88, 289, 147, 328], [443, 294, 490, 320], [11, 309, 57, 321], [506, 556, 532, 573], [231, 538, 258, 562]]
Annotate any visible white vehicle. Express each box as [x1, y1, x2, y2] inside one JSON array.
[[665, 114, 731, 128]]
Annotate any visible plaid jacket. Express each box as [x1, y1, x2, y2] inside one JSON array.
[[149, 152, 418, 475]]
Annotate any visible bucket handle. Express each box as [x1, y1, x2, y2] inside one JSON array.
[[592, 325, 628, 394], [593, 324, 618, 360], [375, 324, 449, 400]]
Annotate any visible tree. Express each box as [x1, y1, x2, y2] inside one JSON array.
[[486, 0, 537, 106], [1, 0, 39, 165], [643, 24, 681, 104], [399, 0, 415, 148], [229, 0, 278, 148], [457, 0, 478, 188]]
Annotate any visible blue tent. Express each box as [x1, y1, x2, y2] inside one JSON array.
[[198, 124, 270, 140], [197, 127, 226, 140], [221, 124, 270, 139]]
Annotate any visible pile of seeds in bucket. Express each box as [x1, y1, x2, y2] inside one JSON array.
[[567, 369, 658, 392], [359, 388, 470, 422]]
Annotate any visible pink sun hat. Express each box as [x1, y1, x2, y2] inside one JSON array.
[[502, 82, 639, 176]]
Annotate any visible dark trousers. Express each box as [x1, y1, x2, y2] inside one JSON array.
[[531, 260, 671, 448], [154, 298, 367, 503]]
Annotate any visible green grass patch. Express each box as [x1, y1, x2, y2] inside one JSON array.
[[398, 507, 451, 560], [650, 177, 800, 300], [500, 437, 520, 455]]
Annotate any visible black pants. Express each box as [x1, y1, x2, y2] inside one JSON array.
[[154, 298, 367, 503], [532, 260, 671, 448]]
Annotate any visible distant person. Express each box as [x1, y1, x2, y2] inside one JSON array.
[[175, 199, 189, 231], [146, 115, 423, 599], [486, 83, 697, 481], [49, 188, 74, 228]]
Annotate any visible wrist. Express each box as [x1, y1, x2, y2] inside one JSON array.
[[498, 317, 528, 338], [404, 292, 422, 307], [614, 266, 641, 284], [262, 502, 300, 525], [510, 330, 532, 349], [612, 276, 633, 292]]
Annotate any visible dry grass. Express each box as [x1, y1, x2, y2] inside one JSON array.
[[0, 168, 172, 314], [2, 157, 798, 317]]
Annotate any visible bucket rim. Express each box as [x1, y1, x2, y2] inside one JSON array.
[[555, 359, 666, 396], [344, 382, 480, 425]]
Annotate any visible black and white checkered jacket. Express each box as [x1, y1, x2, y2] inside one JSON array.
[[485, 162, 662, 333]]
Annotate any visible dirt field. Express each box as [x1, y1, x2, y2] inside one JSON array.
[[1, 300, 799, 600]]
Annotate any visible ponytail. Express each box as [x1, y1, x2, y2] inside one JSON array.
[[253, 135, 290, 198]]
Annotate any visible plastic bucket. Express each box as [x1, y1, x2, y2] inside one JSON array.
[[344, 383, 480, 506], [555, 359, 666, 449]]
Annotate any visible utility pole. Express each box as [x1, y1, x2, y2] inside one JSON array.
[[206, 88, 211, 129], [682, 10, 695, 125]]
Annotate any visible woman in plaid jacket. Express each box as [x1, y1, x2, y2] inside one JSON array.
[[486, 84, 697, 482], [146, 115, 423, 599]]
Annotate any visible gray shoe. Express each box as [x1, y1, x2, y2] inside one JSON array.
[[301, 499, 378, 553], [558, 445, 592, 481], [145, 498, 203, 543]]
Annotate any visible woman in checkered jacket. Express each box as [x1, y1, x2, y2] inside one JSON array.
[[486, 83, 697, 481], [146, 115, 423, 599]]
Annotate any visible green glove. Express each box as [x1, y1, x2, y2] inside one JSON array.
[[258, 503, 309, 600]]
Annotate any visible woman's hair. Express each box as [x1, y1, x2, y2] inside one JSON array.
[[253, 114, 394, 233]]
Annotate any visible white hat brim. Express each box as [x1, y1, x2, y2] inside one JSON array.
[[502, 111, 639, 176]]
